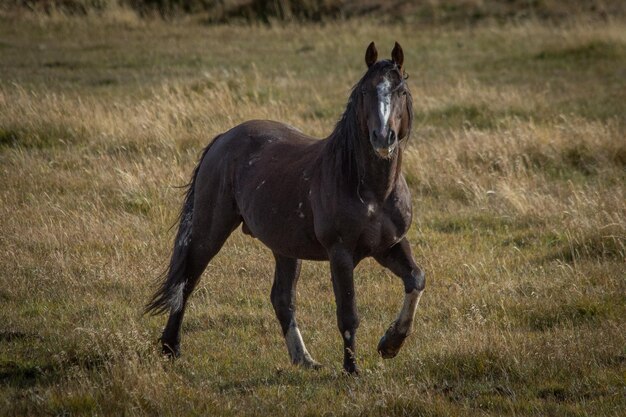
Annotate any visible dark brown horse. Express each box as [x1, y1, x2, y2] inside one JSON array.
[[146, 42, 425, 374]]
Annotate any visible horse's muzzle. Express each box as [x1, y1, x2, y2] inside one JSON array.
[[371, 129, 397, 159], [375, 143, 396, 158]]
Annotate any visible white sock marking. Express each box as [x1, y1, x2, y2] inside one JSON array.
[[395, 289, 422, 335], [285, 321, 315, 365]]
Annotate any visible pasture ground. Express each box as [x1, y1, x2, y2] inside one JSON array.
[[1, 12, 625, 416]]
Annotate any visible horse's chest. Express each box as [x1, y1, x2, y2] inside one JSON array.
[[312, 184, 412, 257], [355, 199, 411, 255]]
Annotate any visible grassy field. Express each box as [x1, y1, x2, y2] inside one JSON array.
[[1, 12, 625, 416]]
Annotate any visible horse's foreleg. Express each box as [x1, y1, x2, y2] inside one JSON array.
[[271, 254, 321, 369], [329, 246, 359, 374], [374, 238, 425, 359]]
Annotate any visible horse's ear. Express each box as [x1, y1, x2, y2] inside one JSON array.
[[391, 41, 404, 70], [365, 41, 378, 68]]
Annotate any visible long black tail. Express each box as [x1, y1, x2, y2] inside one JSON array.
[[144, 141, 215, 316]]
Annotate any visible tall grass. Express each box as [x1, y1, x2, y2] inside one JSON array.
[[5, 0, 626, 23], [0, 15, 624, 416]]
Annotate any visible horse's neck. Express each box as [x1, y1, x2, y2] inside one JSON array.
[[356, 142, 402, 201], [324, 128, 402, 202]]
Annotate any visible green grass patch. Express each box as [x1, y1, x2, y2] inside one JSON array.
[[514, 296, 623, 331], [43, 60, 83, 70], [428, 213, 541, 235], [49, 393, 99, 415], [548, 231, 626, 263], [0, 360, 56, 388], [428, 349, 522, 383], [122, 192, 153, 216], [534, 41, 626, 64], [0, 128, 19, 148], [501, 230, 562, 250], [0, 124, 86, 150], [417, 104, 531, 130]]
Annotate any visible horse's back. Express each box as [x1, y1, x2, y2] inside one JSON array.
[[220, 119, 317, 148], [200, 119, 319, 172], [198, 119, 328, 260]]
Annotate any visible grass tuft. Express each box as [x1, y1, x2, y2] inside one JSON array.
[[0, 360, 56, 388], [534, 40, 625, 63]]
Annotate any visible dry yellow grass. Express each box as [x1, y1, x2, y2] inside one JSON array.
[[0, 14, 624, 416]]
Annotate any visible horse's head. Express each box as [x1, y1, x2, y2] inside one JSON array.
[[358, 42, 412, 159]]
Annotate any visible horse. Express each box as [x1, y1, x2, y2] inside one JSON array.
[[146, 41, 426, 374]]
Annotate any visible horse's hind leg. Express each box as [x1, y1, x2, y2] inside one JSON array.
[[161, 201, 241, 357], [271, 253, 321, 369]]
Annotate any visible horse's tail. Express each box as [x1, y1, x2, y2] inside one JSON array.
[[144, 140, 215, 316]]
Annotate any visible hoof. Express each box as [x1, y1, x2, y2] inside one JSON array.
[[377, 324, 407, 359], [342, 364, 360, 376], [343, 356, 359, 375], [161, 342, 180, 359], [302, 358, 323, 370]]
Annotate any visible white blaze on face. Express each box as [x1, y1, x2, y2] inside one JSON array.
[[376, 77, 392, 135]]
